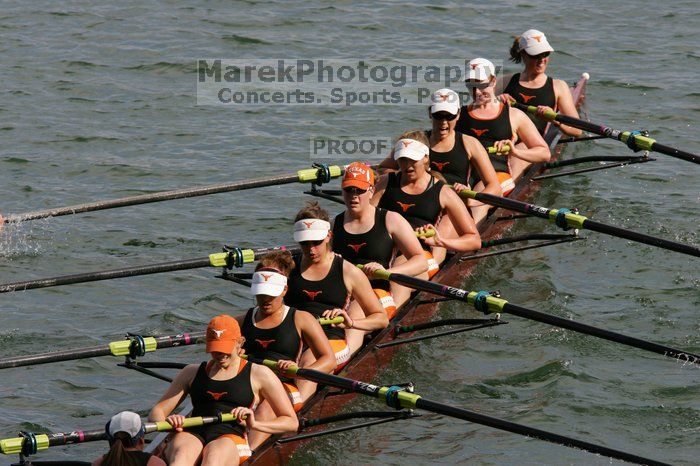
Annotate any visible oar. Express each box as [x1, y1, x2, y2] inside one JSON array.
[[1, 165, 343, 225], [249, 357, 668, 466], [512, 102, 700, 165], [0, 316, 344, 370], [457, 189, 700, 258], [0, 245, 300, 293], [365, 268, 700, 365], [0, 413, 243, 455]]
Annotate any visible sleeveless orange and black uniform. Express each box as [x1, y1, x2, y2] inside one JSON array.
[[504, 73, 556, 135], [377, 172, 444, 231], [332, 209, 394, 290], [455, 103, 513, 175], [426, 130, 474, 186], [241, 307, 302, 362], [284, 254, 348, 341], [188, 359, 254, 444]]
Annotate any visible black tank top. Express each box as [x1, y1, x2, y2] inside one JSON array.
[[332, 208, 394, 290], [284, 254, 347, 340], [455, 103, 513, 174], [190, 359, 254, 437], [504, 73, 556, 134], [241, 306, 302, 362], [377, 172, 444, 229], [427, 130, 472, 185], [100, 450, 151, 466]]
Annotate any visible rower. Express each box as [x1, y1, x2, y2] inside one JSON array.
[[456, 58, 550, 188], [331, 162, 427, 337], [149, 315, 297, 466], [372, 132, 481, 272], [92, 411, 166, 466], [285, 202, 388, 366], [500, 29, 583, 138], [237, 250, 336, 449]]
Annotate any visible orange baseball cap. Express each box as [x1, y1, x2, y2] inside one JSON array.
[[342, 162, 374, 190], [205, 314, 241, 354]]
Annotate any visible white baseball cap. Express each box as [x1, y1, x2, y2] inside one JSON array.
[[430, 88, 460, 115], [107, 411, 145, 443], [518, 29, 554, 56], [293, 218, 330, 242], [250, 270, 287, 297], [466, 58, 496, 81], [393, 139, 430, 161]]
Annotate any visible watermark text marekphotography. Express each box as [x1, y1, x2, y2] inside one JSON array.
[[197, 59, 502, 106], [310, 136, 392, 160]]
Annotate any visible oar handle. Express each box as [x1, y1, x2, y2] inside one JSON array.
[[415, 228, 436, 238], [318, 316, 345, 326], [487, 145, 511, 155]]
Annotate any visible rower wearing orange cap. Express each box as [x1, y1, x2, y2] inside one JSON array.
[[500, 29, 582, 138], [149, 315, 297, 465], [373, 131, 481, 276], [332, 162, 427, 348], [284, 202, 388, 367], [237, 250, 335, 450], [456, 58, 550, 189]]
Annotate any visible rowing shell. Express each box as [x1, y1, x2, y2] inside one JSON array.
[[147, 74, 589, 464]]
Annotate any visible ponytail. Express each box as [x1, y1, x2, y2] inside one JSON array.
[[101, 434, 141, 466], [509, 36, 522, 63]]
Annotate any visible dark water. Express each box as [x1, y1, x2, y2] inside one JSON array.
[[0, 1, 698, 464]]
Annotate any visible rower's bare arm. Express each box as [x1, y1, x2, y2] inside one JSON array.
[[553, 79, 582, 137], [511, 109, 551, 163], [370, 175, 389, 206], [250, 364, 299, 434], [345, 262, 389, 330], [148, 364, 198, 421], [385, 211, 428, 276], [296, 310, 336, 373], [464, 135, 502, 197], [377, 151, 398, 172], [438, 187, 481, 252]]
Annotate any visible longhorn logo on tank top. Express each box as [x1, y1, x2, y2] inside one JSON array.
[[432, 161, 450, 171], [519, 93, 536, 103], [471, 128, 489, 137], [206, 390, 228, 401], [348, 243, 366, 253], [396, 201, 415, 212], [302, 289, 322, 300], [255, 339, 276, 349]]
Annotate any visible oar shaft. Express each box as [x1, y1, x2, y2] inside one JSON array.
[[3, 166, 344, 223], [0, 332, 206, 369], [581, 218, 700, 257], [414, 398, 669, 466], [377, 270, 700, 365], [250, 358, 667, 466], [460, 190, 700, 258], [513, 102, 700, 165]]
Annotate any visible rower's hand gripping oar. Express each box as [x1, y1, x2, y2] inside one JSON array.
[[511, 101, 700, 165], [247, 356, 669, 466], [1, 164, 344, 225], [457, 189, 700, 258], [366, 267, 700, 365], [0, 413, 245, 455]]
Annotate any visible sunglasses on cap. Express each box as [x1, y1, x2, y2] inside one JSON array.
[[342, 186, 368, 195], [431, 112, 458, 121], [300, 239, 325, 247], [465, 80, 490, 90], [526, 51, 551, 60]]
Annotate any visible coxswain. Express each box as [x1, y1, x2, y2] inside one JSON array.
[[92, 411, 166, 466], [372, 132, 481, 274], [456, 58, 550, 187], [332, 162, 427, 342], [149, 315, 297, 466], [500, 29, 583, 138], [285, 202, 388, 367], [237, 250, 336, 449]]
